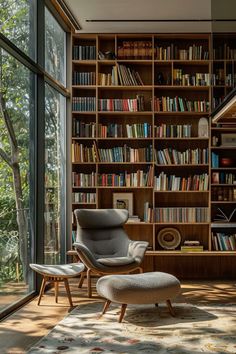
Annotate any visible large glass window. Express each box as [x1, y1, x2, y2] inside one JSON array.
[[0, 0, 36, 59], [45, 7, 66, 86], [0, 48, 35, 311], [44, 83, 65, 264]]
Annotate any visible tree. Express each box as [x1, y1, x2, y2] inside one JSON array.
[[0, 0, 31, 281]]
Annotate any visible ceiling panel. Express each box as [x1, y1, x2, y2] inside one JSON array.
[[64, 0, 212, 33]]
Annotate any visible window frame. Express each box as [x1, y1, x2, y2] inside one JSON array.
[[0, 0, 71, 319]]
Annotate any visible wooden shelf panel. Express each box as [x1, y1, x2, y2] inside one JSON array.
[[146, 251, 236, 256], [98, 85, 152, 90], [154, 190, 209, 193]]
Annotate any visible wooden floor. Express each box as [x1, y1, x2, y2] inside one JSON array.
[[0, 279, 236, 354]]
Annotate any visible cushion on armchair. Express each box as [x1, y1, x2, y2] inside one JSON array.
[[97, 256, 135, 266]]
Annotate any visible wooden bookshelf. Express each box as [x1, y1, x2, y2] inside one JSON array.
[[70, 33, 236, 280]]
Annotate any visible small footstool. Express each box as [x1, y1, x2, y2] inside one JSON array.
[[96, 272, 181, 322], [30, 263, 85, 307]]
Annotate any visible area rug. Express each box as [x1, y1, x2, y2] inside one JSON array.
[[27, 302, 236, 353]]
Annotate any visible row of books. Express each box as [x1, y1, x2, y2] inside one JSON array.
[[98, 123, 123, 138], [116, 64, 144, 86], [98, 145, 153, 163], [153, 96, 209, 113], [72, 142, 153, 163], [213, 46, 236, 60], [72, 96, 209, 112], [72, 123, 152, 138], [212, 70, 225, 86], [72, 120, 96, 137], [212, 232, 236, 251], [154, 207, 209, 222], [154, 124, 192, 138], [72, 143, 97, 163], [73, 45, 96, 60], [117, 41, 153, 59], [211, 172, 236, 185], [72, 71, 96, 85], [72, 192, 96, 203], [98, 64, 144, 86], [211, 187, 236, 202], [154, 172, 209, 191], [98, 96, 145, 112], [126, 123, 151, 138], [72, 172, 96, 187], [98, 122, 152, 138], [154, 148, 209, 165], [97, 167, 154, 187], [72, 97, 96, 112], [72, 167, 154, 188], [156, 45, 209, 60], [173, 70, 210, 86], [225, 73, 236, 87], [212, 97, 223, 110]]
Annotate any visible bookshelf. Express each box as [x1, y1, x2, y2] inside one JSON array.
[[71, 33, 236, 279]]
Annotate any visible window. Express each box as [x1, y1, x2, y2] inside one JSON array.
[[44, 83, 66, 264], [0, 48, 35, 311], [45, 7, 66, 86], [0, 0, 36, 59]]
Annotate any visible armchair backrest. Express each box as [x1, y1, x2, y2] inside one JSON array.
[[74, 209, 130, 259]]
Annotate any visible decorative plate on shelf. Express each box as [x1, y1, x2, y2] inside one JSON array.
[[157, 228, 181, 250]]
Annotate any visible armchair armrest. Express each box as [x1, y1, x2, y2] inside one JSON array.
[[73, 242, 99, 269], [128, 241, 149, 264]]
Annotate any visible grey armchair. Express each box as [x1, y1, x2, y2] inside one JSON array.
[[73, 209, 149, 297]]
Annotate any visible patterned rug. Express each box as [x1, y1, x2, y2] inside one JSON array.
[[27, 302, 236, 353]]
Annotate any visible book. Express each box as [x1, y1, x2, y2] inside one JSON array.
[[214, 208, 236, 222], [184, 240, 200, 246], [181, 245, 203, 252]]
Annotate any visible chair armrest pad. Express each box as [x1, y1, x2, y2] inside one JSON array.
[[128, 241, 149, 263], [73, 242, 98, 267]]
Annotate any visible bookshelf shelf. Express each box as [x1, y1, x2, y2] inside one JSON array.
[[97, 86, 153, 90], [70, 33, 236, 279]]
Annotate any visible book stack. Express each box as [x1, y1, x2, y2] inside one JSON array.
[[127, 215, 141, 223], [181, 240, 203, 252]]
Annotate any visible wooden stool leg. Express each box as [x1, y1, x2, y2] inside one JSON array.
[[87, 269, 92, 298], [64, 279, 73, 307], [166, 299, 175, 317], [101, 300, 111, 316], [78, 272, 85, 288], [119, 304, 127, 323], [38, 277, 47, 305], [54, 280, 59, 303]]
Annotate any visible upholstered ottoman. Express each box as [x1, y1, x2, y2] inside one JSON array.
[[96, 272, 181, 322], [30, 263, 85, 307]]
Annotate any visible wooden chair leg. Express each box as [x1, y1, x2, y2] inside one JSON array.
[[54, 280, 59, 303], [87, 269, 92, 298], [78, 272, 85, 288], [101, 300, 111, 316], [166, 299, 175, 317], [138, 267, 143, 273], [38, 277, 47, 305], [64, 278, 73, 307], [119, 304, 127, 323]]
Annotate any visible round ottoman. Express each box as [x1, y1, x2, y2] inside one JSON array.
[[30, 263, 85, 307], [96, 272, 181, 322]]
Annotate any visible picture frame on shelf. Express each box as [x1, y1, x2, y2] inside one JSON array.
[[221, 133, 236, 146], [113, 192, 133, 216]]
